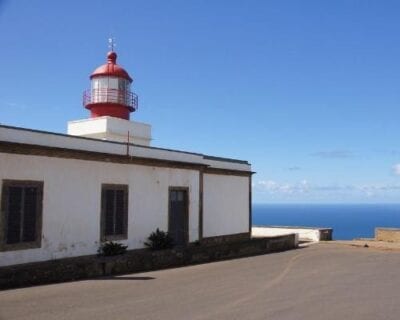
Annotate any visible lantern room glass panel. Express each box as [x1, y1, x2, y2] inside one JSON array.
[[91, 77, 126, 104]]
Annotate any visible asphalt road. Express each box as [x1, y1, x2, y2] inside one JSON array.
[[1, 243, 400, 320]]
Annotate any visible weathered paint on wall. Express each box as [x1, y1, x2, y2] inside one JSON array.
[[0, 125, 252, 268], [0, 153, 200, 267]]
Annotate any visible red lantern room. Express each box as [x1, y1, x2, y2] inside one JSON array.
[[83, 51, 138, 120]]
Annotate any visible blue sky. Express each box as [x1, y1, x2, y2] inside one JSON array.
[[1, 0, 400, 203]]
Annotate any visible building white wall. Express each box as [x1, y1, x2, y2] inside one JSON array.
[[203, 174, 250, 237], [0, 125, 251, 171], [67, 117, 152, 146], [252, 227, 319, 242], [203, 158, 251, 171], [0, 153, 200, 267], [0, 126, 205, 166]]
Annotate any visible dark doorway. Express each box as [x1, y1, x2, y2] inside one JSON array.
[[169, 188, 189, 247]]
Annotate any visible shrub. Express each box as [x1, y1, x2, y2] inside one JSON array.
[[144, 228, 174, 250], [98, 241, 128, 256]]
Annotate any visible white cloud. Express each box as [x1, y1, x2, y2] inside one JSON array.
[[393, 164, 400, 175], [253, 179, 400, 200], [254, 179, 309, 195], [287, 166, 301, 171], [311, 150, 354, 159]]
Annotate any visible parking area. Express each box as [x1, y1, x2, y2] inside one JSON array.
[[1, 243, 400, 320]]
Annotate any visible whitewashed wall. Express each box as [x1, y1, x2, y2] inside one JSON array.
[[252, 227, 317, 242], [0, 153, 200, 267], [203, 174, 250, 237], [67, 117, 152, 146]]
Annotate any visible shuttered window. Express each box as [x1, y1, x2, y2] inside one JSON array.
[[101, 185, 128, 240], [1, 181, 43, 251]]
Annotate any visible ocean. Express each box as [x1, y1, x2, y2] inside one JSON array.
[[252, 203, 400, 240]]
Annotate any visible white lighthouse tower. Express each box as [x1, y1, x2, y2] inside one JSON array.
[[68, 45, 151, 146]]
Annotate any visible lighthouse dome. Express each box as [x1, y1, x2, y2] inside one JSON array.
[[90, 51, 132, 82]]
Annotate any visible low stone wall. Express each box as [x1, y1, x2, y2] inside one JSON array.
[[201, 232, 251, 245], [0, 234, 296, 290], [375, 228, 400, 242], [252, 226, 333, 242]]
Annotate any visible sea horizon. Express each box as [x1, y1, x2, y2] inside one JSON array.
[[252, 203, 400, 240], [253, 202, 400, 205]]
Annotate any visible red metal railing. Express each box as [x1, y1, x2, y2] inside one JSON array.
[[83, 88, 138, 111]]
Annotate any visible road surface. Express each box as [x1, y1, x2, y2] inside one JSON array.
[[1, 243, 400, 320]]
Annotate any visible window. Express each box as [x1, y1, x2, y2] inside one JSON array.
[[0, 180, 43, 251], [118, 79, 130, 92], [101, 184, 128, 241]]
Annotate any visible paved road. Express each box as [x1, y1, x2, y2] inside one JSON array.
[[1, 243, 400, 320]]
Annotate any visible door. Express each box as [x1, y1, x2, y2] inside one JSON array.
[[169, 188, 189, 247]]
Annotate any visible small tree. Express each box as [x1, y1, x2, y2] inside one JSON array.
[[98, 241, 128, 256], [144, 228, 174, 250]]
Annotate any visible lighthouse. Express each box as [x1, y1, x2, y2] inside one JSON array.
[[68, 47, 151, 146], [1, 43, 253, 272], [83, 51, 137, 120]]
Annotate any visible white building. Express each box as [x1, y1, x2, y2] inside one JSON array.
[[0, 50, 252, 267]]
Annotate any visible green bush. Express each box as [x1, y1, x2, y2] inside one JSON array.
[[144, 228, 174, 250], [98, 241, 128, 256]]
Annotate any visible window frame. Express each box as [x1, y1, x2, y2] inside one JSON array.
[[0, 180, 43, 252], [100, 184, 128, 241]]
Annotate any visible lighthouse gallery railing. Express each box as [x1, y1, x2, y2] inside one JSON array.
[[83, 88, 138, 111]]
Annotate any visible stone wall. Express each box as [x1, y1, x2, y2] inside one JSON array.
[[0, 234, 296, 290], [375, 228, 400, 242], [201, 232, 251, 245]]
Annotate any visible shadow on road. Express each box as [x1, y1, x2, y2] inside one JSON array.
[[96, 276, 156, 281]]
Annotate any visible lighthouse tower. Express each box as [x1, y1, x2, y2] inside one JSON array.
[[68, 47, 151, 146]]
